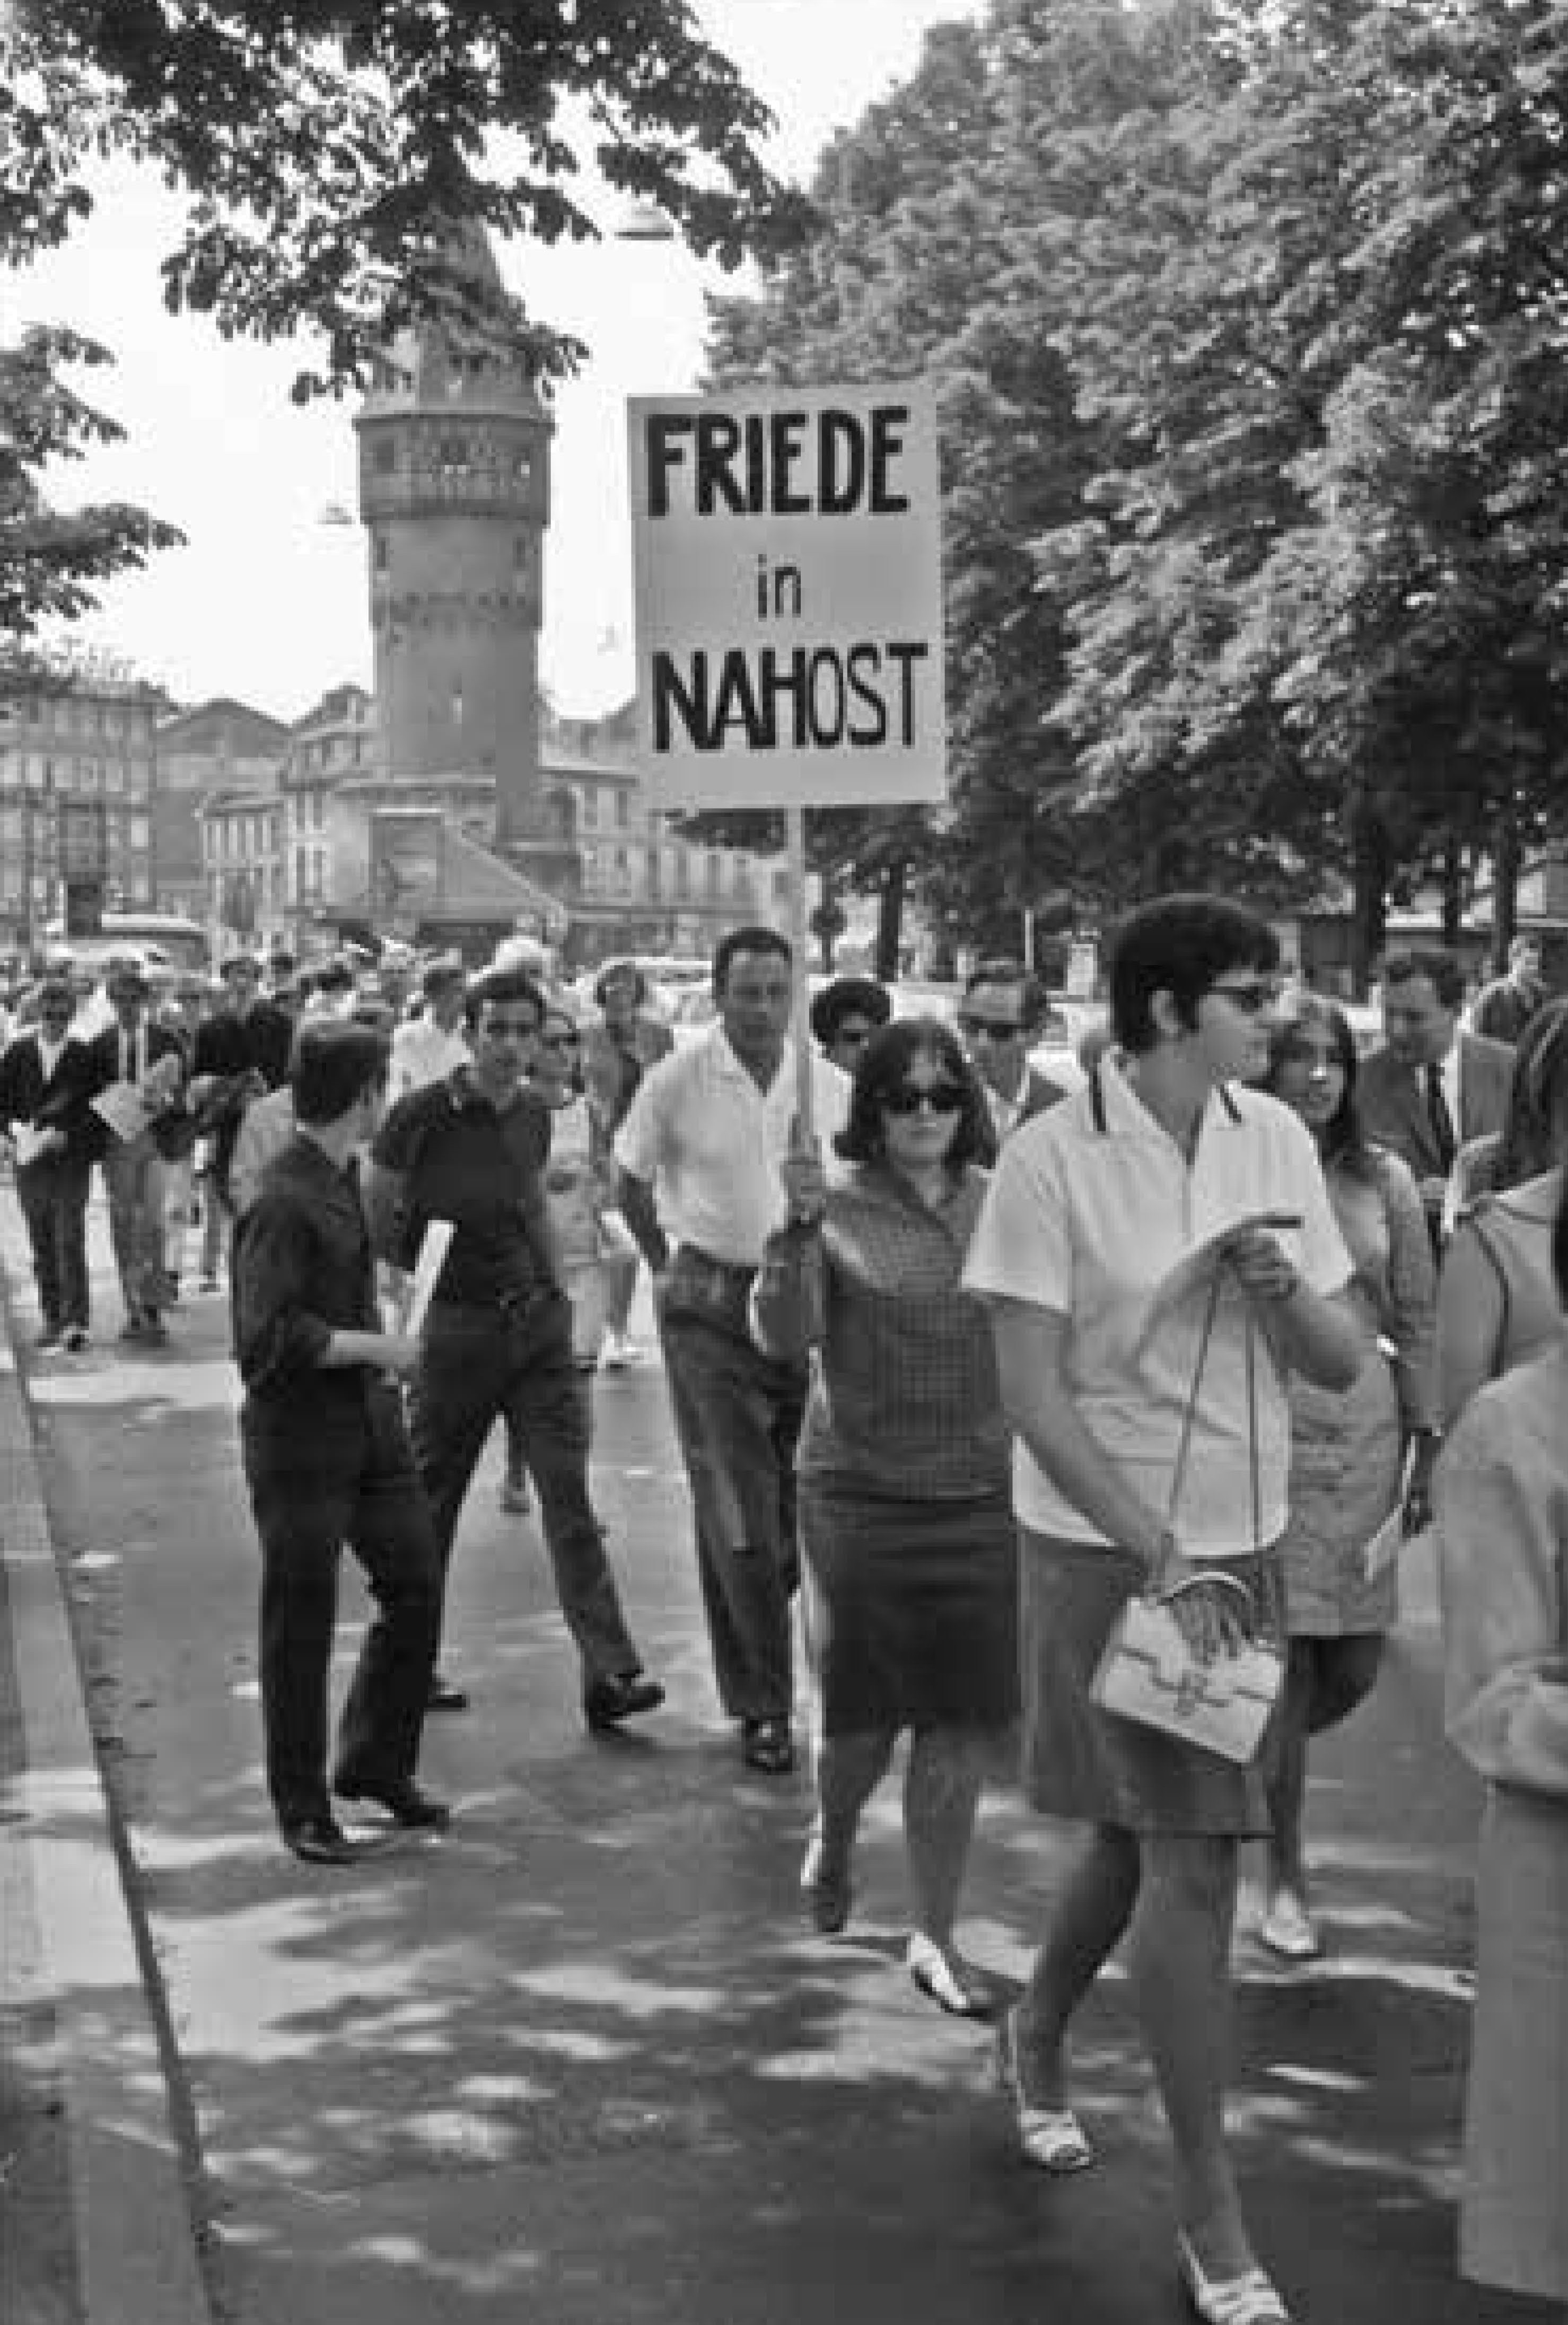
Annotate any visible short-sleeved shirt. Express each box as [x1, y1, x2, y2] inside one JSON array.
[[962, 1056, 1351, 1557], [371, 1067, 553, 1303], [613, 1027, 850, 1267]]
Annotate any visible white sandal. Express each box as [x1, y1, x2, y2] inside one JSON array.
[[1177, 2231, 1293, 2325], [994, 2008, 1094, 2172]]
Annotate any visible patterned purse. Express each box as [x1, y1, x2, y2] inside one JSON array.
[[1091, 1270, 1285, 1764]]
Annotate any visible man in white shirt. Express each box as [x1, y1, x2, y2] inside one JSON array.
[[615, 926, 848, 1774], [388, 958, 471, 1099]]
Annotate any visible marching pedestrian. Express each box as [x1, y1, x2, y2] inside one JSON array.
[[753, 1016, 1015, 2012], [615, 925, 849, 1776], [1256, 994, 1438, 1959], [190, 954, 293, 1288], [1433, 1175, 1568, 2313], [230, 1018, 446, 1865], [583, 958, 673, 1369], [957, 958, 1067, 1153], [0, 977, 100, 1351], [83, 963, 188, 1346], [366, 965, 663, 1733], [963, 894, 1357, 2325]]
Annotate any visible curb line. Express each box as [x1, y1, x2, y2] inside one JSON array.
[[0, 1253, 212, 2325]]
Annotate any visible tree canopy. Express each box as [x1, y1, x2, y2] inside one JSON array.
[[699, 0, 1568, 980]]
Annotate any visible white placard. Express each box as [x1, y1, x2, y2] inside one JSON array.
[[90, 1080, 156, 1144], [628, 382, 947, 810], [404, 1219, 454, 1338]]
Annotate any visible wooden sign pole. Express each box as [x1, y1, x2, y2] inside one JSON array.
[[786, 804, 814, 1151]]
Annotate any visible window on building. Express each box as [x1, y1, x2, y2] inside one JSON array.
[[312, 791, 323, 829], [615, 789, 629, 828], [373, 531, 389, 574], [581, 787, 599, 828], [513, 448, 532, 483], [374, 439, 396, 473], [130, 813, 150, 849], [294, 846, 308, 898], [451, 684, 464, 730]]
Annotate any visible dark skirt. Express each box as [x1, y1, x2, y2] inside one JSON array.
[[1018, 1527, 1287, 1838], [798, 1479, 1019, 1735]]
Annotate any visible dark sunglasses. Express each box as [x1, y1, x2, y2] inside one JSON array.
[[958, 1013, 1025, 1041], [881, 1080, 967, 1116], [539, 1032, 581, 1051], [1206, 980, 1278, 1016]]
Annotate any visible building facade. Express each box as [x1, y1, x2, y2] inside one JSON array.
[[0, 667, 163, 951]]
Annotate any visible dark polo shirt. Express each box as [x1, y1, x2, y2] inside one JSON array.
[[370, 1066, 553, 1305]]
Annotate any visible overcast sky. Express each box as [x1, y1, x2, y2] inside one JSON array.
[[14, 0, 981, 725]]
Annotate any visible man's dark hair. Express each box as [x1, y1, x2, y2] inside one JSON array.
[[421, 957, 465, 1002], [314, 957, 355, 995], [836, 1016, 995, 1169], [962, 957, 1050, 1030], [463, 965, 545, 1030], [291, 1021, 389, 1126], [809, 976, 892, 1048], [1380, 949, 1466, 1010], [1110, 895, 1279, 1054], [712, 925, 791, 998], [268, 951, 296, 981]]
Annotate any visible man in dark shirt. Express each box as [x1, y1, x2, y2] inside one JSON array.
[[191, 952, 294, 1226], [367, 966, 662, 1732], [232, 1020, 445, 1864]]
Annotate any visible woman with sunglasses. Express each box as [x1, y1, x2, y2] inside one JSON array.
[[1258, 996, 1438, 1959], [964, 896, 1357, 2325], [752, 1016, 1015, 2015]]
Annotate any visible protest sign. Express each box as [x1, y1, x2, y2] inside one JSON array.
[[628, 383, 946, 811]]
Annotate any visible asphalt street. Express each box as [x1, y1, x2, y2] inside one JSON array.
[[0, 1187, 1544, 2325]]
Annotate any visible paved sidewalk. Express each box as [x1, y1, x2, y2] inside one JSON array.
[[0, 1190, 1539, 2325]]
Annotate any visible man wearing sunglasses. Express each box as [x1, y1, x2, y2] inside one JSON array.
[[958, 960, 1068, 1152]]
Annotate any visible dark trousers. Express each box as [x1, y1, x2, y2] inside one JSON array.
[[16, 1156, 91, 1332], [409, 1293, 640, 1684], [242, 1389, 441, 1831], [658, 1248, 805, 1724]]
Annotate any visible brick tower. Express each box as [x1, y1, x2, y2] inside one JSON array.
[[354, 237, 554, 850]]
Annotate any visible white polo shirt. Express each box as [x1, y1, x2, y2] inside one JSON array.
[[614, 1026, 849, 1267], [962, 1056, 1350, 1557]]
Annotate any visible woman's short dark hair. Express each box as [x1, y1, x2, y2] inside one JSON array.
[[809, 976, 892, 1048], [593, 957, 647, 1009], [1264, 993, 1375, 1179], [291, 1021, 389, 1126], [463, 966, 545, 1030], [712, 925, 790, 997], [1491, 995, 1568, 1191], [835, 1016, 995, 1168], [1109, 894, 1279, 1054]]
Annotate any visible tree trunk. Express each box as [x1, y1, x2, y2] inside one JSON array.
[[1441, 834, 1464, 948], [874, 858, 906, 981], [1349, 793, 1389, 997], [1492, 813, 1520, 974]]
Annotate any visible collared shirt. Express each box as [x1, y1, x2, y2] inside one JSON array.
[[370, 1064, 551, 1303], [962, 1055, 1350, 1557], [232, 1137, 379, 1406], [753, 1161, 1008, 1500], [389, 1016, 471, 1099], [613, 1027, 850, 1267]]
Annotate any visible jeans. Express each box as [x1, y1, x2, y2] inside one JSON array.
[[409, 1292, 641, 1684], [658, 1247, 806, 1723], [102, 1133, 167, 1320], [242, 1386, 441, 1830], [15, 1156, 91, 1332]]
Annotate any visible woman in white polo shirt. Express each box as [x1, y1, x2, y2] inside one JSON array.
[[964, 895, 1357, 2325]]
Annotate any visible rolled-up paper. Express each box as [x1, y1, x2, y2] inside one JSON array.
[[404, 1219, 454, 1336]]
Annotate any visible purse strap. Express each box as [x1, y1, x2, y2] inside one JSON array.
[[1164, 1262, 1264, 1554]]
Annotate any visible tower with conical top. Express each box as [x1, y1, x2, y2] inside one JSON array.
[[354, 231, 554, 852]]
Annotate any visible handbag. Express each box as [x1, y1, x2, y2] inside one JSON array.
[[1091, 1267, 1285, 1764]]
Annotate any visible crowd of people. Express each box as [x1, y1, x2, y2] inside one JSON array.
[[1, 905, 1563, 2323]]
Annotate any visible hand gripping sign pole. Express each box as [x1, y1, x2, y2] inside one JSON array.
[[628, 379, 947, 1141]]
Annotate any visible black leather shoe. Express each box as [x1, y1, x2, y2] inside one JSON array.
[[426, 1676, 470, 1712], [583, 1672, 666, 1731], [283, 1815, 358, 1865], [741, 1717, 795, 1775], [334, 1777, 452, 1829]]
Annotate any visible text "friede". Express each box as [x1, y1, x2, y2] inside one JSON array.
[[646, 405, 912, 519]]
